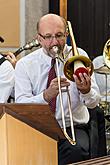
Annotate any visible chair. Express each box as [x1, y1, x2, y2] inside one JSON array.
[[88, 106, 107, 158]]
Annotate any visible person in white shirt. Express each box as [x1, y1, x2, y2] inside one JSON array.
[[93, 54, 110, 139], [0, 52, 15, 102], [93, 55, 110, 105], [15, 14, 101, 164]]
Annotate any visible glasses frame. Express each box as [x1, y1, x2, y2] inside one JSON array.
[[38, 32, 66, 42]]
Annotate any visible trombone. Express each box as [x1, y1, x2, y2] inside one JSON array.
[[53, 46, 76, 145], [52, 21, 93, 145]]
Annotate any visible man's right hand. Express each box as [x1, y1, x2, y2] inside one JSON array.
[[43, 77, 70, 102]]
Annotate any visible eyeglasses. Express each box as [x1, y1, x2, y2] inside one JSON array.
[[38, 32, 66, 42]]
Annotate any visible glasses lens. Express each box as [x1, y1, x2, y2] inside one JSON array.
[[44, 35, 52, 41], [55, 33, 65, 40], [39, 33, 65, 41]]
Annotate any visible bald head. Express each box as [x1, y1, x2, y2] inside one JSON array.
[[36, 14, 67, 58], [37, 14, 67, 33]]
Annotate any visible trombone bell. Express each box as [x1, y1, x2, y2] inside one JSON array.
[[103, 38, 110, 68], [64, 55, 93, 81], [64, 21, 93, 81]]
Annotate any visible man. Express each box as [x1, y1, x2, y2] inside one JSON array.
[[93, 39, 110, 106], [93, 55, 110, 102], [0, 52, 15, 102], [15, 14, 101, 164], [93, 54, 110, 155]]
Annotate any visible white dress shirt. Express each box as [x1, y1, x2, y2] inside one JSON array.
[[0, 55, 14, 102], [15, 45, 100, 128], [93, 55, 110, 102]]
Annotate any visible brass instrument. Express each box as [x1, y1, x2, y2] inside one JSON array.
[[52, 21, 94, 145], [14, 39, 40, 56], [53, 46, 76, 145], [103, 38, 110, 68], [1, 39, 40, 57], [64, 21, 93, 81]]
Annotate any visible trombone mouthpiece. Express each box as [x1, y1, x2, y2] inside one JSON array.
[[52, 46, 59, 54]]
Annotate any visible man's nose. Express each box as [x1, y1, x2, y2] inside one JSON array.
[[51, 36, 59, 44]]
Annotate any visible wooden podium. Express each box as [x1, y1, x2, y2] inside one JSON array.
[[0, 103, 65, 165]]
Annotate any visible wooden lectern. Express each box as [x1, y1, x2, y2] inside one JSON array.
[[0, 103, 65, 165]]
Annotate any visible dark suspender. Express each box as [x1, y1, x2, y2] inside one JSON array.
[[0, 56, 6, 65]]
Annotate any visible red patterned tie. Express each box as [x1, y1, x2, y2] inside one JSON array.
[[47, 58, 56, 112]]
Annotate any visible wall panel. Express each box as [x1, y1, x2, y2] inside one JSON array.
[[0, 0, 20, 47]]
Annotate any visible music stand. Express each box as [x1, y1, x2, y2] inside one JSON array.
[[94, 66, 110, 118]]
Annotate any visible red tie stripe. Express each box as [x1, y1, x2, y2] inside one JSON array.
[[47, 59, 56, 112]]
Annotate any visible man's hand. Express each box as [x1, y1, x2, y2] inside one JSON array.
[[73, 72, 91, 94], [5, 52, 17, 68], [43, 77, 70, 102]]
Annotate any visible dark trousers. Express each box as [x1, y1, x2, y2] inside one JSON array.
[[58, 125, 90, 165], [58, 107, 107, 165]]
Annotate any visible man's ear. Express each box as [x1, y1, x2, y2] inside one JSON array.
[[65, 31, 69, 37], [36, 34, 42, 44], [65, 25, 69, 37]]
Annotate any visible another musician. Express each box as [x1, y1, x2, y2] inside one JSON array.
[[93, 55, 110, 105], [0, 52, 16, 102], [93, 39, 110, 107], [15, 14, 101, 164]]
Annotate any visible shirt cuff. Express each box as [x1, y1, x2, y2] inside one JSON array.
[[80, 89, 93, 99], [35, 91, 48, 104]]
